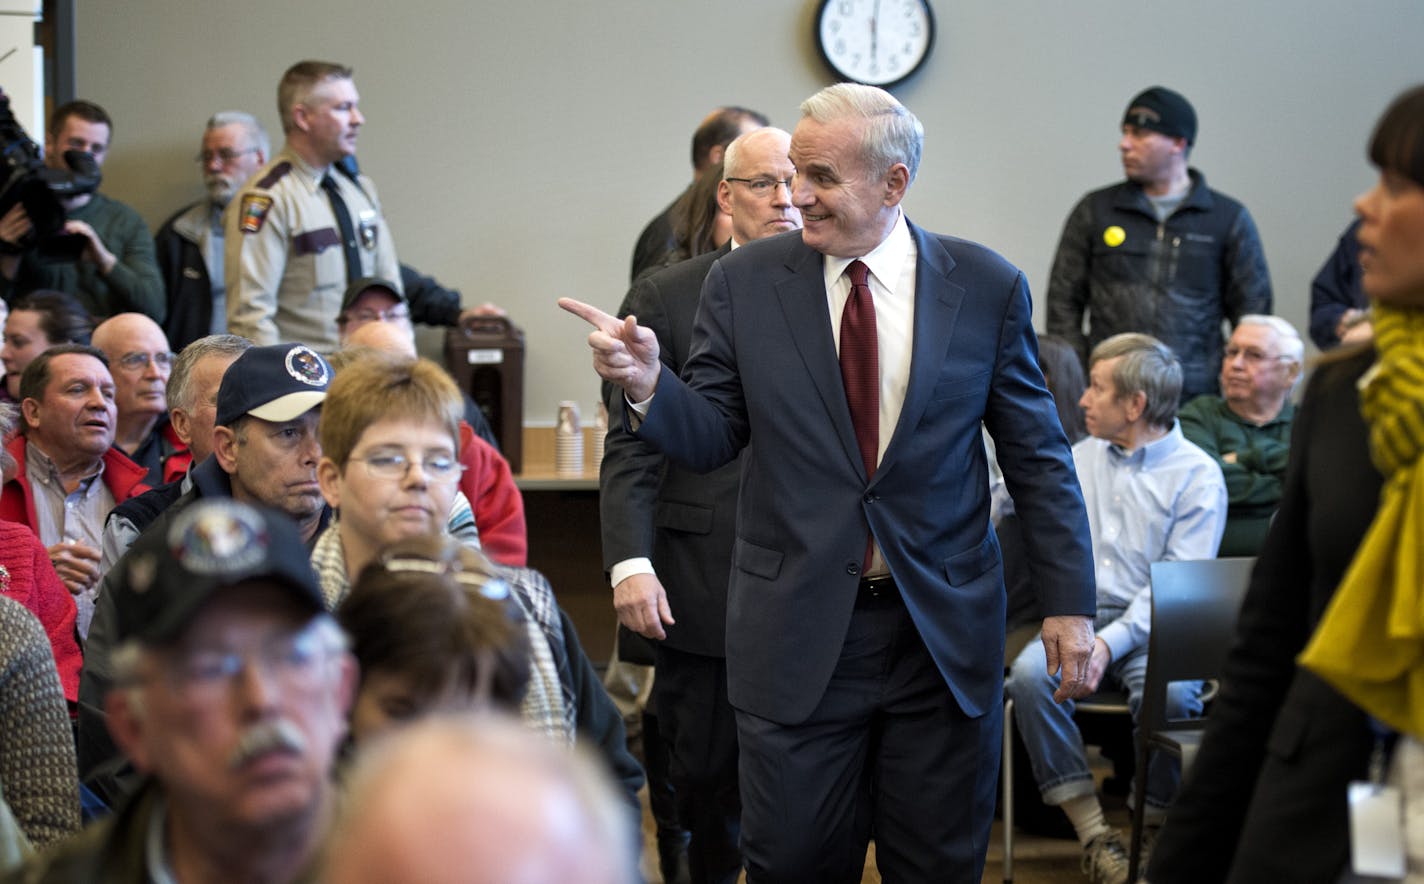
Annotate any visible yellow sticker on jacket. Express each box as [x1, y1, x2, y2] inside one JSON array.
[[1103, 225, 1126, 247], [239, 194, 273, 234]]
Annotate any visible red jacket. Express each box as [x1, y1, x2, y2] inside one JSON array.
[[0, 435, 152, 532], [458, 421, 527, 566], [160, 421, 190, 485], [0, 521, 81, 702]]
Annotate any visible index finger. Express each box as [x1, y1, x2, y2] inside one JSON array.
[[557, 298, 621, 335]]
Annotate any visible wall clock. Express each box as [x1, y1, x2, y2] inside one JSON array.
[[816, 0, 935, 88]]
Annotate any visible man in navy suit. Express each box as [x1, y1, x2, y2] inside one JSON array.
[[563, 83, 1096, 882]]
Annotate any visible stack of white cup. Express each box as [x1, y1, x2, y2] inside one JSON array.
[[556, 401, 584, 475]]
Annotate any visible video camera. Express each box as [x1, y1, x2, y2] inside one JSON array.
[[0, 88, 102, 260]]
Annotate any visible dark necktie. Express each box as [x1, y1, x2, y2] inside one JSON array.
[[840, 260, 879, 480], [841, 260, 879, 568], [320, 173, 362, 284]]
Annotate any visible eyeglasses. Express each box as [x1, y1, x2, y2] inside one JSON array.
[[725, 177, 794, 197], [161, 621, 337, 701], [352, 451, 465, 484], [196, 147, 258, 165], [117, 351, 176, 371], [1223, 346, 1290, 365], [379, 554, 511, 601], [339, 305, 410, 326]]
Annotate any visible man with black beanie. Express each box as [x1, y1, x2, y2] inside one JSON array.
[[1046, 86, 1273, 401]]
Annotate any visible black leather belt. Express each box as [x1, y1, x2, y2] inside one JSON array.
[[858, 574, 898, 601]]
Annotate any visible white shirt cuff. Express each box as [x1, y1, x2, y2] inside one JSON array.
[[610, 557, 656, 588]]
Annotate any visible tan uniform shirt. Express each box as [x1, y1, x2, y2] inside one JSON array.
[[223, 146, 400, 352]]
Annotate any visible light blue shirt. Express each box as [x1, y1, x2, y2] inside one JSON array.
[[1073, 421, 1227, 661]]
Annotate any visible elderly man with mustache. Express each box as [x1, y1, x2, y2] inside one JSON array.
[[8, 498, 356, 884]]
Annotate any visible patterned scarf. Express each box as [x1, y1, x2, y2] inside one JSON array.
[[1300, 305, 1424, 739]]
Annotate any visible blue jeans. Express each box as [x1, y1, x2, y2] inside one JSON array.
[[1005, 619, 1202, 810]]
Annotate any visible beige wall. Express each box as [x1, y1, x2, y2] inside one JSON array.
[[75, 0, 1424, 422]]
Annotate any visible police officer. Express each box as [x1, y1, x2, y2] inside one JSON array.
[[224, 60, 400, 352]]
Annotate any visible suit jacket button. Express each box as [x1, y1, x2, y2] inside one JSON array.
[[846, 563, 860, 576], [863, 493, 875, 504]]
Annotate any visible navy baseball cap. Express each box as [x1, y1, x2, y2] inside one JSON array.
[[110, 499, 326, 645], [215, 343, 331, 428]]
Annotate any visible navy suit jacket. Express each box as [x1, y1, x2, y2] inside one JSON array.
[[635, 221, 1095, 724]]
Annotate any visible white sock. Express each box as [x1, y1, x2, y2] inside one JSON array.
[[1060, 794, 1111, 847]]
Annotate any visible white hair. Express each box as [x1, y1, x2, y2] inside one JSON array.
[[1236, 314, 1304, 366], [206, 110, 270, 158], [799, 83, 923, 183]]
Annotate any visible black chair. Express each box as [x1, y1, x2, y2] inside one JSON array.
[[1127, 556, 1255, 881]]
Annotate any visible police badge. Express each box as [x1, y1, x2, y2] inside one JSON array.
[[358, 209, 378, 250]]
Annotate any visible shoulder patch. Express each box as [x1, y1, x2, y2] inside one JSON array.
[[239, 194, 273, 234], [256, 161, 292, 189]]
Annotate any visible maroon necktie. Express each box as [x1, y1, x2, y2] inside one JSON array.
[[841, 260, 879, 569], [840, 260, 879, 480]]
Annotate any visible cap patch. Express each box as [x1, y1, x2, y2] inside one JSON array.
[[285, 345, 331, 386], [1125, 106, 1161, 129], [240, 194, 273, 234], [168, 500, 267, 576]]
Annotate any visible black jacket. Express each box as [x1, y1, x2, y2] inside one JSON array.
[[1046, 169, 1272, 400]]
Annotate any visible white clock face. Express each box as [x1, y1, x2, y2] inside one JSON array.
[[818, 0, 934, 87]]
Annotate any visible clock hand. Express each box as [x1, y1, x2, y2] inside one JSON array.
[[870, 0, 880, 61]]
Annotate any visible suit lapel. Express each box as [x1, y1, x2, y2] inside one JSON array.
[[774, 240, 867, 478], [877, 223, 964, 481]]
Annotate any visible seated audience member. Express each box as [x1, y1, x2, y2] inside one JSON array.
[[97, 334, 252, 572], [155, 112, 269, 351], [0, 595, 80, 850], [0, 100, 165, 321], [325, 714, 636, 884], [80, 342, 332, 794], [91, 313, 184, 487], [0, 291, 93, 407], [336, 315, 526, 565], [11, 499, 355, 883], [0, 345, 148, 636], [0, 403, 79, 702], [312, 353, 642, 808], [1006, 333, 1226, 884], [1308, 218, 1371, 349], [340, 534, 531, 739], [337, 276, 502, 451], [1179, 315, 1303, 557]]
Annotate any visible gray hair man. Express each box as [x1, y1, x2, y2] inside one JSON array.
[[1008, 333, 1226, 883], [14, 499, 355, 884], [155, 112, 270, 351], [1179, 314, 1303, 556], [564, 82, 1096, 880]]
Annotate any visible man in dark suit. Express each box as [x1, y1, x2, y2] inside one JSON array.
[[564, 83, 1096, 882], [602, 126, 800, 884]]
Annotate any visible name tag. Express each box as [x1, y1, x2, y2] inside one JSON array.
[[1349, 780, 1406, 878]]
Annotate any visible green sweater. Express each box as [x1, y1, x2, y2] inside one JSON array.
[[1178, 395, 1294, 557], [0, 193, 164, 322]]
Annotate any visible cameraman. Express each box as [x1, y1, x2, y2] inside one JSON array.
[[0, 101, 164, 323]]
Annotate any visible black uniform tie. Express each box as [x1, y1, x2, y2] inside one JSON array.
[[320, 173, 362, 284]]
